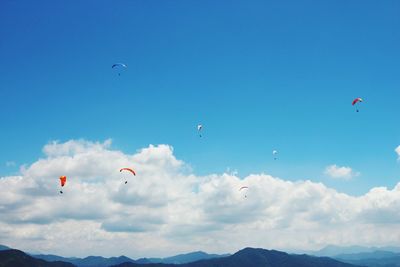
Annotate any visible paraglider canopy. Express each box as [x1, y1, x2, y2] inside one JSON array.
[[59, 176, 66, 194], [239, 186, 249, 198], [120, 168, 136, 176], [197, 124, 203, 137], [352, 97, 363, 112], [112, 63, 127, 76], [59, 176, 67, 187], [272, 150, 278, 160], [352, 97, 363, 106], [120, 168, 136, 184], [112, 63, 127, 69]]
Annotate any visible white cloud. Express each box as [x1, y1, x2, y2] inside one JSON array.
[[0, 139, 399, 258], [324, 164, 359, 180], [396, 145, 400, 160]]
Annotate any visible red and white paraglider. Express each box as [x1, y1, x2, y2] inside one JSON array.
[[352, 97, 363, 112], [120, 168, 136, 184]]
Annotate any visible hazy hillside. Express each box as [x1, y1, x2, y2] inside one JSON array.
[[335, 251, 400, 261], [0, 246, 10, 252], [0, 249, 75, 267], [34, 250, 225, 266], [144, 251, 229, 264], [113, 247, 362, 267], [313, 245, 400, 257], [335, 251, 400, 267], [33, 254, 136, 267]]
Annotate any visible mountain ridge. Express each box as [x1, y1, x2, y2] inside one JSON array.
[[33, 250, 228, 266], [334, 250, 400, 267], [312, 245, 400, 257], [0, 249, 75, 267], [112, 247, 362, 267]]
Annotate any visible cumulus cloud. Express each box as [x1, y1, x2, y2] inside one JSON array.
[[0, 139, 399, 258], [324, 164, 359, 180], [396, 145, 400, 160]]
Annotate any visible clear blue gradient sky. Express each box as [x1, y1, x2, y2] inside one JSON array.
[[1, 0, 399, 195]]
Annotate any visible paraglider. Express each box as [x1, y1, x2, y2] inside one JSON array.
[[352, 97, 363, 112], [120, 168, 136, 184], [112, 63, 127, 76], [59, 176, 66, 194], [239, 186, 249, 198], [272, 150, 278, 160], [197, 124, 203, 137]]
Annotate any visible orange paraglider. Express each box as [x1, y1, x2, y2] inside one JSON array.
[[59, 176, 67, 194]]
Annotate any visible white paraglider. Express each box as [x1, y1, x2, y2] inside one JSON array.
[[272, 150, 278, 160], [197, 124, 203, 137]]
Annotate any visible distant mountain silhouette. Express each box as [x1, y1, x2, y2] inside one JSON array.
[[73, 256, 136, 267], [33, 254, 136, 267], [142, 251, 230, 264], [134, 258, 153, 264], [334, 251, 400, 267], [312, 245, 400, 257], [0, 249, 74, 267], [112, 247, 362, 267], [32, 254, 78, 263], [335, 251, 400, 261], [34, 250, 226, 266]]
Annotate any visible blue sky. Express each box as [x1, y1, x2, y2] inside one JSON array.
[[1, 0, 400, 196]]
